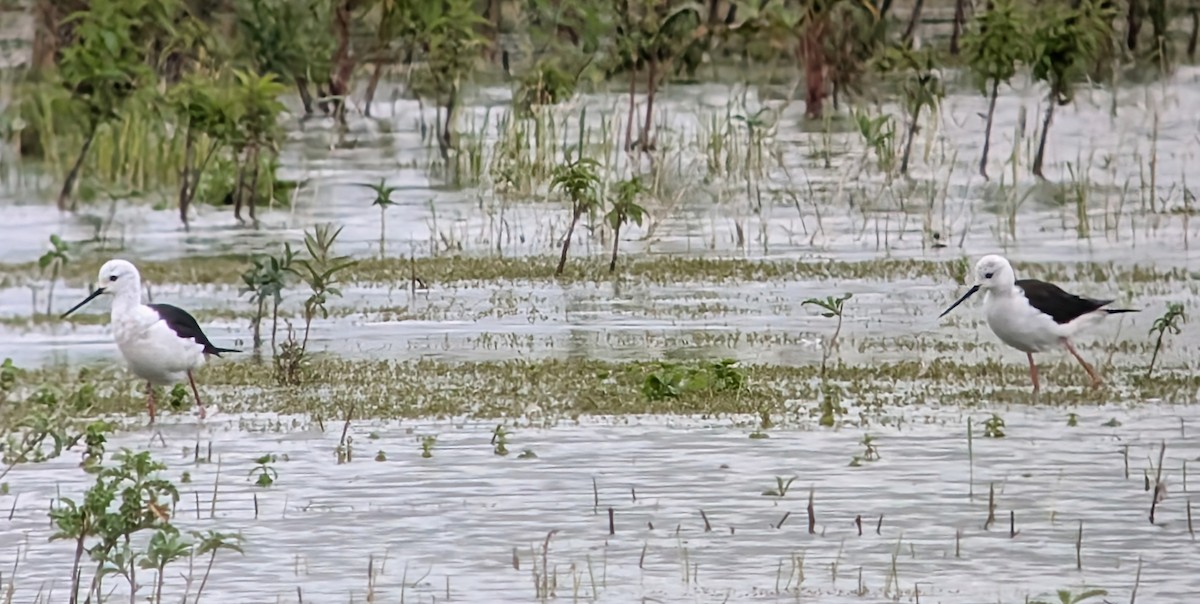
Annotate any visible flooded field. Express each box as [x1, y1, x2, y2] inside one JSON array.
[[3, 409, 1199, 603], [2, 32, 1200, 604]]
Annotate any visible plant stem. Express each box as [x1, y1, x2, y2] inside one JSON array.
[[625, 67, 637, 151], [641, 58, 657, 150], [979, 78, 1000, 179], [1032, 94, 1056, 179], [900, 103, 922, 174], [609, 219, 622, 273], [57, 122, 99, 212], [246, 146, 261, 222], [194, 551, 218, 603], [68, 533, 85, 604], [178, 126, 195, 228], [557, 206, 583, 275]]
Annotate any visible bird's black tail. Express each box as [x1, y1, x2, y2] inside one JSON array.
[[205, 346, 242, 357], [1104, 308, 1139, 315]]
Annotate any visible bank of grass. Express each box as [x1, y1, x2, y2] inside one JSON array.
[[11, 356, 1198, 424], [1, 254, 1195, 291]]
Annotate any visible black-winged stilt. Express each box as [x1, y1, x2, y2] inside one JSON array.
[[61, 259, 239, 422], [939, 254, 1138, 393]]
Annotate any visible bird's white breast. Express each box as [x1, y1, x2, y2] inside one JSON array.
[[111, 305, 206, 384], [984, 290, 1066, 354]]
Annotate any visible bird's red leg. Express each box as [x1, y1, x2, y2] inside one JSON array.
[[146, 381, 157, 424], [1026, 352, 1040, 394], [1063, 339, 1103, 388], [187, 370, 208, 420]]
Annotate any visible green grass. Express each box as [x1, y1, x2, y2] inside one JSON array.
[[2, 254, 1194, 290], [13, 356, 1198, 423]]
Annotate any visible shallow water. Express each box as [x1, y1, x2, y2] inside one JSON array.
[[2, 59, 1200, 604], [2, 407, 1198, 603], [4, 269, 1192, 373], [2, 70, 1199, 266]]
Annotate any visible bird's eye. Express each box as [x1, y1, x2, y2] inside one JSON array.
[[984, 272, 994, 279], [108, 275, 118, 282]]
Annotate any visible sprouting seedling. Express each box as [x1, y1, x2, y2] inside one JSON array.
[[140, 528, 193, 603], [851, 108, 896, 173], [801, 293, 853, 378], [1146, 303, 1185, 378], [282, 223, 357, 380], [854, 432, 883, 465], [762, 476, 797, 498], [357, 178, 402, 258], [191, 530, 244, 602], [492, 425, 510, 456], [240, 244, 296, 352], [248, 454, 278, 487], [38, 234, 70, 317], [750, 406, 772, 439], [549, 157, 602, 276], [420, 435, 437, 458], [1029, 587, 1108, 604], [605, 176, 648, 273], [983, 413, 1006, 438]]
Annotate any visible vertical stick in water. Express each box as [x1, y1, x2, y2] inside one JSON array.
[[1075, 520, 1083, 570], [967, 418, 974, 500]]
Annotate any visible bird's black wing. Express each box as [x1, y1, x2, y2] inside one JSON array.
[[1014, 279, 1112, 325], [148, 303, 239, 356]]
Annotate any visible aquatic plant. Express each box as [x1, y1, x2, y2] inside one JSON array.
[[357, 178, 403, 257], [876, 46, 944, 175], [640, 359, 746, 402], [983, 413, 1006, 438], [605, 176, 649, 273], [420, 434, 437, 458], [0, 364, 100, 483], [549, 157, 603, 275], [492, 424, 510, 456], [852, 108, 896, 173], [167, 72, 238, 227], [240, 244, 297, 352], [1146, 303, 1186, 378], [277, 224, 356, 384], [190, 531, 246, 602], [762, 475, 796, 498], [49, 449, 180, 604], [37, 234, 70, 317], [1029, 588, 1108, 604], [52, 0, 164, 210], [801, 293, 852, 378], [1029, 0, 1114, 178], [234, 0, 335, 116], [609, 0, 703, 151], [227, 69, 289, 223], [248, 453, 279, 487], [409, 0, 488, 160], [962, 0, 1031, 179]]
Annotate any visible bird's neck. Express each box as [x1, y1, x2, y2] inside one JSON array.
[[110, 289, 143, 314]]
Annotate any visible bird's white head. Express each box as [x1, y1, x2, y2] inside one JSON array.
[[972, 254, 1016, 291], [61, 259, 143, 319], [939, 254, 1016, 320], [95, 259, 142, 297]]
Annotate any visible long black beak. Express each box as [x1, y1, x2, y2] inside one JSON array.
[[61, 287, 106, 319], [939, 284, 980, 319]]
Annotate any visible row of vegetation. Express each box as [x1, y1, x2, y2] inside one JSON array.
[[7, 0, 1198, 230]]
